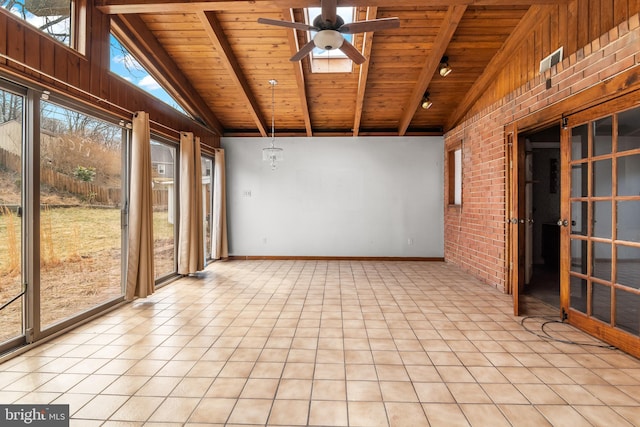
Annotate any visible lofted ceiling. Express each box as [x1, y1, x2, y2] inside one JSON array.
[[97, 0, 565, 138]]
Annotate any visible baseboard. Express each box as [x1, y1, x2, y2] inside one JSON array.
[[227, 255, 445, 262]]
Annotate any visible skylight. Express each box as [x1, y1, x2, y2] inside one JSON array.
[[306, 7, 356, 73]]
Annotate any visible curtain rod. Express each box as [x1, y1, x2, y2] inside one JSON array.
[[0, 52, 182, 136]]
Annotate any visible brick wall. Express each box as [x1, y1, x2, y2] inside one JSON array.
[[444, 14, 640, 292]]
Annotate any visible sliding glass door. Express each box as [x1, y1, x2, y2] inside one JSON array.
[[151, 138, 177, 280], [202, 155, 213, 262], [0, 86, 25, 350], [39, 100, 125, 330]]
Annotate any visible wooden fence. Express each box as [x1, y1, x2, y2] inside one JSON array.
[[0, 147, 168, 206]]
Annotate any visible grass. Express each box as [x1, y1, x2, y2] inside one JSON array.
[[0, 205, 176, 341]]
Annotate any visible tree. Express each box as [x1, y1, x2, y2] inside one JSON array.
[[0, 91, 22, 123], [1, 0, 71, 45]]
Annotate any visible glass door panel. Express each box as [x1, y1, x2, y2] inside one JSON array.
[[40, 101, 124, 329], [151, 139, 176, 279], [564, 101, 640, 355], [0, 88, 24, 346], [201, 156, 213, 261]]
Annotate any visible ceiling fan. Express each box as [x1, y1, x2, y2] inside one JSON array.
[[257, 0, 400, 64]]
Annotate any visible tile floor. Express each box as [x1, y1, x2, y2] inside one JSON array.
[[1, 260, 640, 426]]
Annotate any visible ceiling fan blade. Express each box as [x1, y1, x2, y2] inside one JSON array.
[[290, 40, 316, 62], [257, 17, 317, 32], [321, 0, 337, 25], [339, 40, 366, 65], [339, 17, 401, 34]]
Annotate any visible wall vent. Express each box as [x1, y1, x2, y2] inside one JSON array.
[[539, 47, 563, 74]]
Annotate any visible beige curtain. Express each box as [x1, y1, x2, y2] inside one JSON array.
[[212, 148, 228, 259], [126, 111, 155, 300], [178, 132, 204, 274]]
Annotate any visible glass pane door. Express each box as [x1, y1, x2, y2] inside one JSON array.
[[201, 156, 213, 261], [0, 88, 24, 347], [40, 101, 124, 329], [151, 139, 177, 279], [567, 104, 640, 343]]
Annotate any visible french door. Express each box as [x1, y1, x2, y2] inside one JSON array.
[[561, 94, 640, 356]]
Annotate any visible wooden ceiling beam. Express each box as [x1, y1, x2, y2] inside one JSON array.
[[284, 8, 313, 137], [445, 5, 547, 131], [111, 14, 224, 134], [198, 10, 268, 137], [397, 5, 467, 136], [97, 0, 569, 15], [352, 6, 377, 137]]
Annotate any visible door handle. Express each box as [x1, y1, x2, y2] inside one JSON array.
[[557, 219, 569, 227]]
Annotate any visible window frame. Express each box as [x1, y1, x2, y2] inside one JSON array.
[[447, 143, 463, 206]]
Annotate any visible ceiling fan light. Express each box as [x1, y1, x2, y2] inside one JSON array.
[[313, 30, 344, 51]]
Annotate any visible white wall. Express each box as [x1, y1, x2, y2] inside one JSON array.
[[222, 136, 444, 257]]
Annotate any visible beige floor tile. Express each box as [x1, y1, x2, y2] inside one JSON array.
[[188, 397, 236, 424], [481, 383, 529, 404], [612, 405, 640, 425], [346, 364, 378, 381], [276, 378, 312, 400], [282, 362, 315, 379], [314, 363, 346, 380], [110, 395, 164, 421], [435, 366, 475, 383], [515, 383, 566, 404], [239, 378, 279, 399], [309, 400, 348, 426], [422, 403, 470, 427], [447, 383, 492, 404], [574, 405, 635, 427], [535, 405, 591, 426], [268, 399, 310, 426], [413, 382, 455, 403], [312, 379, 347, 400], [379, 381, 419, 402], [348, 401, 389, 427], [385, 402, 429, 427], [73, 394, 129, 420], [227, 398, 272, 424], [347, 380, 383, 402], [134, 376, 181, 397], [583, 384, 640, 405], [459, 404, 510, 427], [205, 377, 246, 398]]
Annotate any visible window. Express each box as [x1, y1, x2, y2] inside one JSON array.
[[2, 0, 73, 47], [110, 34, 190, 116], [448, 145, 462, 205]]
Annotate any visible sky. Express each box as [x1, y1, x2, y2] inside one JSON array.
[[109, 35, 187, 114]]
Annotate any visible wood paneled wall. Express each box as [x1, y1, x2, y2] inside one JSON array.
[[466, 0, 640, 120], [0, 4, 219, 147]]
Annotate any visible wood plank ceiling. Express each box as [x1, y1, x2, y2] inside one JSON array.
[[98, 0, 565, 137]]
